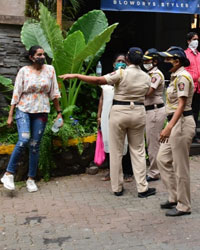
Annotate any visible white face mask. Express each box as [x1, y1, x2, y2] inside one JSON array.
[[143, 63, 153, 71], [189, 40, 199, 50]]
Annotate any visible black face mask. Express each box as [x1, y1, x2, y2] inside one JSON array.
[[164, 62, 174, 72], [34, 57, 45, 65]]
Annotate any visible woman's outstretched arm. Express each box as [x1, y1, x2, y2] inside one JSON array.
[[59, 74, 107, 85]]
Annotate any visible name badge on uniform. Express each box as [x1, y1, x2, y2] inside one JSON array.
[[151, 77, 157, 83], [178, 83, 185, 91]]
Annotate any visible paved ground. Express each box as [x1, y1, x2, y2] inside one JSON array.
[[0, 156, 200, 250]]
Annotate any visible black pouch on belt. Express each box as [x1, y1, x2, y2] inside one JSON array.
[[167, 110, 193, 122]]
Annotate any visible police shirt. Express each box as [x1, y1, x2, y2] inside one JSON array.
[[104, 65, 150, 103], [144, 67, 165, 106], [166, 66, 194, 114]]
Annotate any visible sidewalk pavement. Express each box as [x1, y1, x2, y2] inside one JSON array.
[[0, 156, 200, 250]]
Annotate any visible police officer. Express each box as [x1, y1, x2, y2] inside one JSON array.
[[59, 47, 156, 198], [97, 53, 133, 182], [143, 48, 166, 182], [157, 47, 195, 216]]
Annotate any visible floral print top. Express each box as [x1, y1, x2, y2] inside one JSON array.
[[11, 65, 61, 113]]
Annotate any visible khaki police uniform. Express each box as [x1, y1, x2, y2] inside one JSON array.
[[157, 66, 195, 212], [104, 65, 151, 193], [145, 67, 166, 179]]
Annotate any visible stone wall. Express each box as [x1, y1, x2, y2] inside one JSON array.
[[0, 24, 28, 113], [0, 24, 28, 81]]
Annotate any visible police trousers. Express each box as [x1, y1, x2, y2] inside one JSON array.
[[109, 104, 148, 193], [157, 115, 195, 212], [146, 106, 166, 178]]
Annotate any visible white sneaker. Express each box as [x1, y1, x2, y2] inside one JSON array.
[[26, 179, 38, 192], [1, 173, 15, 190]]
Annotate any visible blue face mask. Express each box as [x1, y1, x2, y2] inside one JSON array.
[[114, 62, 126, 70]]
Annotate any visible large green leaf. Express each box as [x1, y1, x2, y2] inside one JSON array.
[[63, 31, 85, 74], [39, 3, 64, 57], [75, 23, 118, 62], [59, 31, 86, 108], [19, 3, 118, 120], [0, 75, 13, 93], [0, 75, 12, 87], [84, 45, 106, 69], [38, 3, 68, 112], [68, 10, 108, 44], [21, 20, 53, 58]]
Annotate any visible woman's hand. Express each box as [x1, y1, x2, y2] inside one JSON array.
[[56, 113, 64, 127], [159, 125, 172, 143], [7, 115, 13, 128], [159, 97, 186, 143], [59, 74, 77, 80], [97, 117, 101, 128], [7, 105, 15, 128]]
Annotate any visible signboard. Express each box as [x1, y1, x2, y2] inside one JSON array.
[[101, 0, 200, 14]]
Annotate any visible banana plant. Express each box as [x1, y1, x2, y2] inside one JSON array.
[[0, 75, 12, 89], [0, 75, 13, 100], [21, 3, 118, 120]]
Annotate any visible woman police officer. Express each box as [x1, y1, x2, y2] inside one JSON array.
[[97, 53, 133, 182], [157, 46, 195, 216], [143, 48, 166, 182], [59, 47, 156, 198]]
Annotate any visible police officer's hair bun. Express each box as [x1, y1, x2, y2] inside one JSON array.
[[173, 55, 190, 67], [128, 53, 143, 65], [180, 57, 190, 67]]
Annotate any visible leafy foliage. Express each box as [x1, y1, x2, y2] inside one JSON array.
[[75, 24, 118, 62], [73, 83, 101, 134], [19, 4, 118, 179], [0, 75, 13, 93], [21, 3, 118, 120], [68, 10, 108, 43], [21, 20, 53, 58], [0, 107, 18, 145], [25, 0, 82, 20], [38, 109, 92, 181], [38, 113, 56, 181], [0, 76, 17, 143], [39, 4, 64, 57]]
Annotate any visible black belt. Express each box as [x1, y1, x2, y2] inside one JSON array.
[[167, 110, 193, 122], [113, 100, 144, 106], [145, 103, 164, 111]]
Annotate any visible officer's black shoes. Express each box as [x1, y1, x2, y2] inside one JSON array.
[[114, 187, 124, 196], [138, 188, 156, 198], [146, 176, 159, 182], [165, 208, 191, 217], [160, 200, 177, 209]]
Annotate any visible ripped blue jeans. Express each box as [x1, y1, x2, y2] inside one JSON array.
[[7, 108, 48, 178]]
